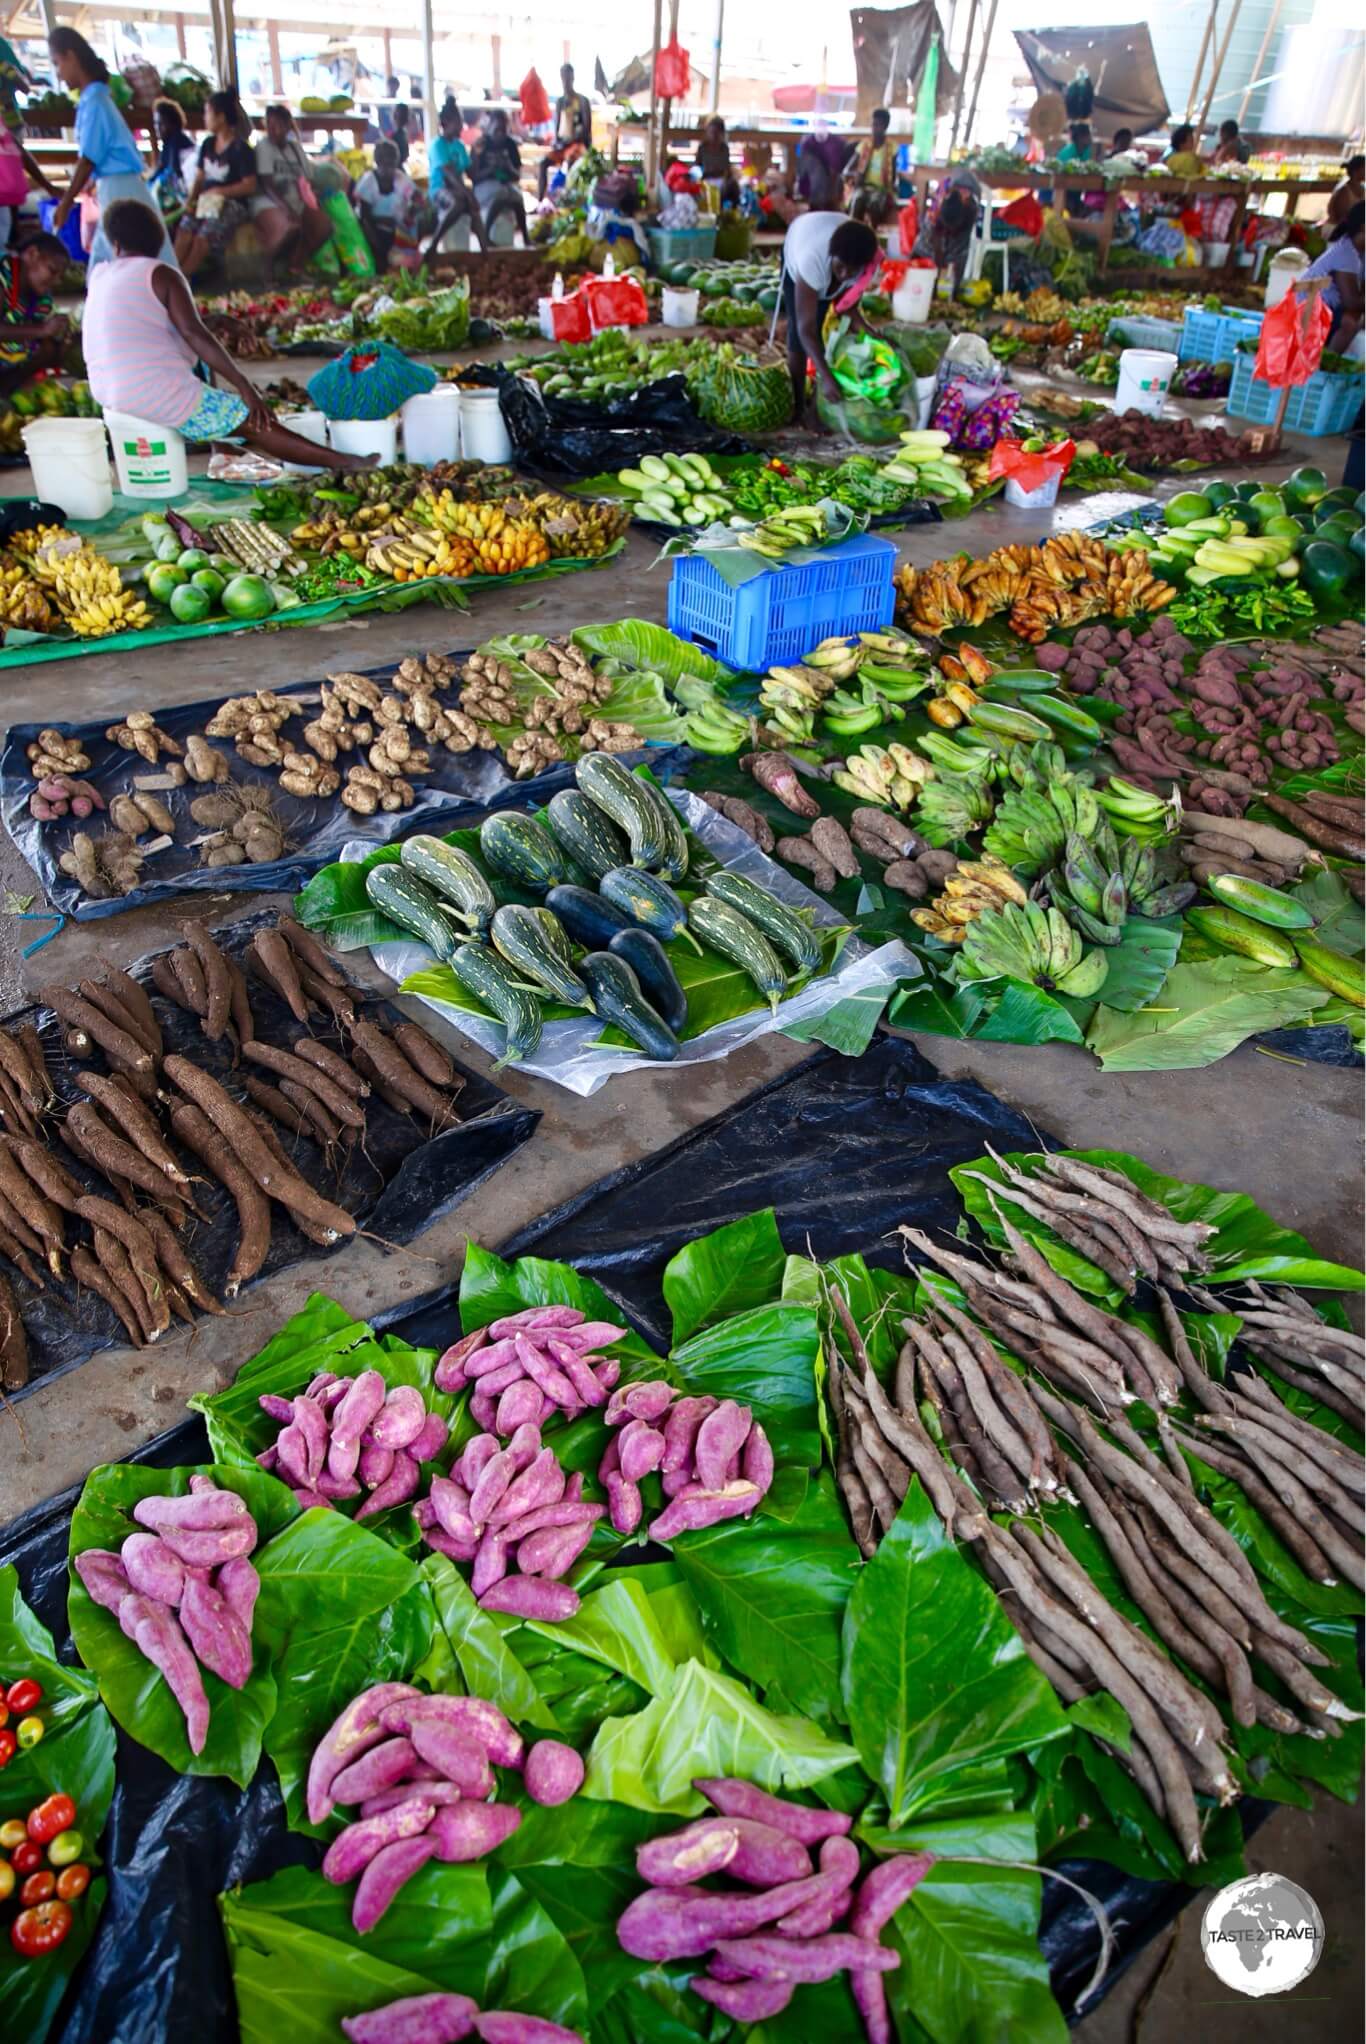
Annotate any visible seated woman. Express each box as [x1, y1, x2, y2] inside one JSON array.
[[695, 116, 739, 208], [175, 89, 257, 280], [423, 100, 486, 254], [469, 111, 526, 243], [83, 199, 372, 469], [253, 103, 333, 276], [1298, 202, 1365, 353], [847, 108, 897, 226], [1165, 123, 1205, 177], [0, 232, 71, 399], [150, 98, 196, 218], [353, 139, 421, 271]]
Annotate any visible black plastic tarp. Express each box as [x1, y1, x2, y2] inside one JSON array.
[[492, 367, 752, 479], [850, 4, 959, 126], [1014, 26, 1170, 141], [1, 1037, 1257, 2040]]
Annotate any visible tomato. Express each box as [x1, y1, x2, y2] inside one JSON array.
[[47, 1830, 83, 1867], [0, 1729, 16, 1769], [20, 1870, 54, 1906], [27, 1795, 76, 1844], [56, 1864, 90, 1901], [10, 1841, 41, 1875], [0, 1861, 13, 1903], [5, 1682, 41, 1715], [0, 1818, 26, 1849], [16, 1718, 42, 1751], [11, 1900, 72, 1957]]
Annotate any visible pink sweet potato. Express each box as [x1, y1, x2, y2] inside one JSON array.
[[545, 1340, 609, 1406], [361, 1780, 464, 1818], [551, 1321, 627, 1351], [332, 1737, 421, 1806], [121, 1531, 186, 1605], [710, 1933, 899, 1982], [331, 1370, 388, 1451], [497, 1501, 604, 1546], [693, 1402, 753, 1490], [478, 1578, 580, 1622], [308, 1682, 422, 1824], [648, 1482, 760, 1542], [471, 1529, 509, 1598], [617, 1860, 848, 1962], [488, 1306, 583, 1337], [427, 1801, 522, 1863], [616, 1419, 666, 1485], [380, 1694, 523, 1769], [776, 1838, 861, 1935], [472, 2015, 585, 2044], [522, 1740, 585, 1808], [353, 1834, 438, 1933], [370, 1385, 427, 1450], [359, 1442, 396, 1491], [342, 1992, 479, 2044], [496, 1380, 547, 1434], [513, 1335, 578, 1408], [150, 1518, 258, 1569], [216, 1556, 261, 1633], [514, 1520, 595, 1580], [661, 1397, 718, 1474], [180, 1572, 253, 1689], [117, 1592, 211, 1754], [689, 1977, 794, 2020], [323, 1799, 436, 1885], [488, 1449, 566, 1527], [355, 1450, 421, 1521], [849, 1851, 935, 1937], [637, 1819, 742, 1886], [410, 1413, 450, 1463], [741, 1424, 774, 1495], [693, 1779, 853, 1845], [605, 1380, 674, 1426], [465, 1338, 522, 1381], [423, 1527, 480, 1563], [469, 1448, 517, 1527], [434, 1327, 490, 1393], [409, 1719, 495, 1798], [604, 1471, 643, 1536], [134, 1487, 249, 1533]]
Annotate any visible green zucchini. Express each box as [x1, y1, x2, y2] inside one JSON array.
[[579, 952, 679, 1060], [688, 895, 787, 1012], [575, 753, 669, 870], [449, 943, 543, 1065], [365, 866, 460, 961], [544, 883, 635, 949], [644, 779, 690, 883], [1025, 694, 1104, 744], [400, 835, 496, 932], [1207, 873, 1313, 929], [479, 811, 567, 893], [608, 928, 687, 1033], [599, 865, 700, 951], [545, 789, 630, 880], [703, 870, 822, 974], [491, 904, 591, 1008]]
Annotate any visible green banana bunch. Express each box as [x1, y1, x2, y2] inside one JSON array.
[[833, 741, 931, 810], [1047, 828, 1197, 944], [1093, 774, 1182, 843], [737, 505, 830, 558], [915, 768, 996, 846], [683, 701, 750, 754], [759, 662, 834, 740], [955, 898, 1108, 997], [983, 764, 1102, 875]]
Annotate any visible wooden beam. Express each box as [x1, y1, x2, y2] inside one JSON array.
[[489, 32, 500, 97], [645, 0, 662, 187], [267, 19, 281, 94], [1197, 0, 1244, 138], [382, 26, 391, 82], [1237, 0, 1281, 125], [962, 0, 997, 149], [1185, 0, 1217, 123], [948, 0, 977, 152]]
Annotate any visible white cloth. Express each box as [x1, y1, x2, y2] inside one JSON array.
[[783, 209, 846, 296]]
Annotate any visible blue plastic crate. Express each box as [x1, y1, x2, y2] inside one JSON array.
[[1107, 314, 1183, 353], [1226, 351, 1364, 436], [1179, 304, 1263, 362], [646, 224, 718, 268], [667, 534, 897, 670]]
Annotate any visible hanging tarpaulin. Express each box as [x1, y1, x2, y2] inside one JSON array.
[[850, 3, 959, 125], [1013, 25, 1169, 141], [912, 31, 939, 162]]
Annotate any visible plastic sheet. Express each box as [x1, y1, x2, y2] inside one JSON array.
[[492, 365, 751, 477], [0, 1036, 1265, 2038], [365, 786, 921, 1095]]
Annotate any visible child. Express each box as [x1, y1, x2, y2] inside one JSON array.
[[424, 100, 486, 254], [354, 140, 420, 271], [0, 232, 70, 401]]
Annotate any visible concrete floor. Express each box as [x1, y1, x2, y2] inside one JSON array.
[[0, 368, 1359, 2037]]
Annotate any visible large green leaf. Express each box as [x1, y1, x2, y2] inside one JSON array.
[[1291, 867, 1365, 958], [662, 1209, 788, 1344], [887, 979, 987, 1041], [499, 1801, 660, 1995], [973, 980, 1085, 1046], [668, 1302, 822, 1465], [1085, 957, 1327, 1071], [883, 1852, 1067, 2044], [841, 1482, 1068, 1826], [527, 1577, 678, 1701], [458, 1244, 662, 1371], [570, 617, 736, 689], [414, 1553, 561, 1733], [0, 1562, 100, 1736], [583, 1657, 858, 1815], [782, 983, 894, 1056], [1087, 916, 1183, 1013]]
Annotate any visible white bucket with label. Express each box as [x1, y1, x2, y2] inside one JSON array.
[[103, 410, 188, 498], [329, 414, 399, 463], [277, 408, 329, 472], [21, 417, 113, 519], [458, 387, 512, 463], [893, 267, 937, 323], [1115, 348, 1177, 418], [401, 388, 462, 465], [1203, 241, 1231, 268], [661, 285, 700, 327], [1004, 470, 1061, 509]]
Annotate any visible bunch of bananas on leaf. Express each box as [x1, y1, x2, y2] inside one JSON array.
[[1047, 828, 1195, 944], [983, 751, 1100, 875], [673, 674, 751, 755], [759, 660, 837, 742], [911, 853, 1027, 943], [0, 560, 55, 633], [953, 897, 1109, 999], [292, 502, 399, 554], [367, 528, 472, 581], [8, 521, 67, 560], [834, 740, 935, 811], [914, 766, 996, 846], [736, 504, 829, 558], [1094, 774, 1182, 844], [27, 536, 152, 638]]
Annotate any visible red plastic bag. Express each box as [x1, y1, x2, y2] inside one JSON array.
[[548, 291, 592, 343], [898, 199, 919, 252], [582, 274, 650, 330], [1292, 291, 1332, 381], [988, 435, 1075, 492], [999, 194, 1044, 237], [519, 68, 551, 128], [1254, 290, 1331, 388], [655, 38, 691, 100]]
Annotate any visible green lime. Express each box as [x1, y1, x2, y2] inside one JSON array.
[[1246, 490, 1286, 526], [169, 582, 213, 624], [146, 562, 187, 604], [192, 568, 225, 600], [220, 573, 276, 621]]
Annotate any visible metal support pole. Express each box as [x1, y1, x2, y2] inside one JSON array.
[[1238, 0, 1282, 124], [1198, 0, 1244, 139], [710, 0, 723, 114], [208, 0, 237, 91], [962, 0, 997, 149], [646, 0, 663, 188], [1185, 0, 1218, 123], [948, 0, 977, 153], [419, 0, 435, 144]]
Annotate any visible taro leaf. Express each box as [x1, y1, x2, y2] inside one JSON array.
[[886, 978, 986, 1040], [823, 1252, 918, 1375], [1086, 915, 1183, 1014], [570, 616, 736, 688], [293, 842, 406, 949], [668, 1302, 821, 1465], [1291, 866, 1365, 958], [458, 1243, 663, 1370], [582, 1657, 857, 1815], [1085, 958, 1327, 1071], [526, 1577, 678, 1700], [512, 1632, 648, 1745], [883, 1850, 1068, 2044], [414, 1553, 560, 1733], [783, 983, 893, 1056], [0, 1561, 100, 1737], [841, 1481, 1068, 1826], [973, 979, 1085, 1045], [68, 1461, 297, 1785], [499, 1801, 661, 1994], [671, 1470, 861, 1726], [222, 1897, 442, 2044], [662, 1208, 787, 1344]]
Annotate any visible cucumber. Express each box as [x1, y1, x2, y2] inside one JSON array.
[[984, 668, 1061, 693], [1293, 934, 1364, 1006], [545, 789, 630, 880], [608, 928, 687, 1033], [688, 895, 787, 1011], [545, 882, 636, 949], [491, 904, 591, 1007], [400, 835, 496, 933], [599, 865, 699, 949], [1186, 905, 1298, 969], [575, 752, 668, 868], [449, 943, 544, 1065], [963, 698, 1053, 741], [1025, 694, 1104, 744], [703, 870, 822, 974], [365, 866, 461, 961], [578, 952, 679, 1060], [616, 467, 650, 492], [639, 454, 671, 483], [479, 811, 567, 893], [1208, 873, 1313, 930]]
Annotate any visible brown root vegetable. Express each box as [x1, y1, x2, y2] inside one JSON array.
[[73, 1198, 169, 1338], [883, 861, 928, 899], [290, 1038, 370, 1100], [0, 1031, 45, 1116], [279, 1077, 342, 1146], [37, 986, 155, 1096], [14, 1024, 53, 1109], [65, 1101, 192, 1212], [739, 752, 821, 819], [184, 922, 233, 1041], [295, 965, 357, 1025], [164, 1056, 356, 1241], [78, 980, 160, 1063], [850, 808, 924, 861], [391, 1022, 458, 1091], [242, 1074, 314, 1140], [92, 1226, 158, 1343], [0, 1146, 62, 1275], [1262, 793, 1365, 860], [140, 1207, 223, 1317], [349, 1044, 413, 1118], [169, 1099, 273, 1295], [808, 816, 859, 880], [345, 1019, 459, 1126], [277, 917, 347, 987], [150, 954, 194, 1014], [1179, 810, 1312, 868], [71, 1242, 144, 1346], [241, 1042, 366, 1129], [775, 835, 837, 891], [0, 1272, 28, 1388], [5, 1136, 84, 1216], [169, 950, 209, 1019], [915, 850, 960, 886], [250, 930, 309, 1023], [225, 959, 257, 1048], [716, 795, 776, 852]]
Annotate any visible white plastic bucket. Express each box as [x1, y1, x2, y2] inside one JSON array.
[[913, 373, 937, 429], [277, 408, 328, 473], [329, 415, 399, 463], [1203, 241, 1231, 268], [1004, 471, 1061, 509], [103, 410, 187, 498], [457, 387, 512, 463], [1265, 248, 1310, 309], [401, 388, 462, 465], [22, 418, 113, 519], [893, 268, 936, 323], [661, 285, 700, 327], [1115, 348, 1177, 418]]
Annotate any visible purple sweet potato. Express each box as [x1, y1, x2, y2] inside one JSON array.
[[342, 1992, 479, 2044], [353, 1834, 438, 1933], [332, 1370, 388, 1451], [152, 1518, 258, 1569], [409, 1719, 495, 1798], [380, 1694, 524, 1769], [427, 1801, 522, 1863], [464, 1338, 521, 1381], [290, 1395, 330, 1474], [617, 1418, 666, 1485], [488, 1449, 566, 1528], [180, 1572, 253, 1689], [545, 1340, 608, 1406], [605, 1380, 674, 1427], [514, 1519, 595, 1580], [74, 1553, 132, 1617], [332, 1737, 421, 1806], [469, 1448, 517, 1527], [775, 1838, 861, 1935], [216, 1556, 261, 1633], [410, 1413, 450, 1463], [488, 1306, 583, 1337], [604, 1471, 643, 1536], [690, 1977, 794, 2020], [478, 1577, 580, 1622], [693, 1402, 753, 1490], [513, 1335, 578, 1408], [648, 1482, 761, 1542], [496, 1380, 547, 1434], [121, 1531, 186, 1605], [498, 1500, 604, 1546], [359, 1442, 396, 1491], [434, 1327, 490, 1393], [694, 1779, 853, 1845], [617, 1861, 850, 1962], [637, 1820, 742, 1886], [523, 1740, 586, 1808], [423, 1527, 479, 1563], [361, 1779, 464, 1818], [661, 1396, 718, 1474], [552, 1320, 626, 1351], [370, 1385, 427, 1450], [308, 1682, 422, 1824], [471, 1529, 509, 1598], [355, 1450, 421, 1521], [849, 1851, 935, 1937], [117, 1592, 211, 1754], [472, 2015, 585, 2044], [322, 1798, 436, 1885], [741, 1424, 774, 1495], [710, 1933, 899, 1982], [134, 1487, 249, 1533]]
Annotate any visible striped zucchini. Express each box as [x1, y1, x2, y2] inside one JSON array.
[[579, 952, 679, 1060], [400, 835, 496, 932], [1025, 695, 1104, 745], [449, 943, 544, 1065], [365, 866, 460, 961], [599, 866, 700, 951], [479, 811, 566, 893], [491, 904, 591, 1008], [688, 895, 787, 1012], [545, 789, 630, 880], [704, 870, 822, 975], [643, 780, 690, 883], [575, 753, 669, 870]]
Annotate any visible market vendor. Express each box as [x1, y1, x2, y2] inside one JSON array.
[[695, 116, 740, 208], [48, 28, 176, 268], [1297, 202, 1365, 353], [83, 198, 373, 470], [470, 111, 527, 242], [0, 232, 70, 400], [150, 99, 197, 213], [1328, 154, 1365, 229], [846, 108, 897, 227], [1164, 123, 1205, 177], [353, 139, 421, 272], [777, 211, 878, 425], [174, 90, 258, 281], [537, 65, 593, 199], [424, 100, 487, 254], [252, 104, 334, 277]]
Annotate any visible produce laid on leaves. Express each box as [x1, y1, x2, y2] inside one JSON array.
[[1, 1784, 96, 1957], [2, 525, 152, 641]]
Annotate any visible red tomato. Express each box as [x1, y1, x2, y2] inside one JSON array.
[[11, 1900, 72, 1957], [10, 1841, 42, 1875], [5, 1682, 41, 1715], [56, 1864, 90, 1902], [0, 1703, 9, 1730], [26, 1795, 76, 1844], [0, 1729, 16, 1769], [20, 1870, 54, 1906]]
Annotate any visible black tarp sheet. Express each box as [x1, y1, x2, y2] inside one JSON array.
[[1014, 26, 1170, 142], [850, 3, 959, 126], [0, 1036, 1267, 2040]]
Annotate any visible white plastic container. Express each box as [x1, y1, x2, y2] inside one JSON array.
[[1203, 240, 1231, 268], [22, 418, 113, 519], [1004, 470, 1061, 509], [539, 271, 566, 340], [893, 267, 937, 323], [457, 387, 512, 463], [1265, 247, 1310, 308], [912, 372, 937, 429], [1115, 348, 1177, 417], [103, 410, 187, 498], [328, 414, 399, 463], [661, 285, 700, 327], [401, 387, 462, 465], [277, 408, 328, 473]]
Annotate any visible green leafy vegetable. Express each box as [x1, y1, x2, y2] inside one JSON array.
[[1085, 958, 1327, 1071], [662, 1209, 788, 1344]]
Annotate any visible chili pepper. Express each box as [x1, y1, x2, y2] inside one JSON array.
[[20, 1870, 55, 1906], [0, 1818, 25, 1849], [6, 1681, 42, 1715], [16, 1717, 43, 1751], [56, 1864, 90, 1901], [0, 1729, 15, 1769], [11, 1900, 73, 1956], [11, 1841, 42, 1874], [27, 1794, 76, 1844]]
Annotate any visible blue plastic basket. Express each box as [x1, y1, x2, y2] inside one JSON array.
[[38, 196, 86, 264], [1107, 315, 1183, 353], [646, 224, 718, 268], [1179, 304, 1263, 362], [1226, 351, 1365, 436], [667, 534, 897, 670]]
